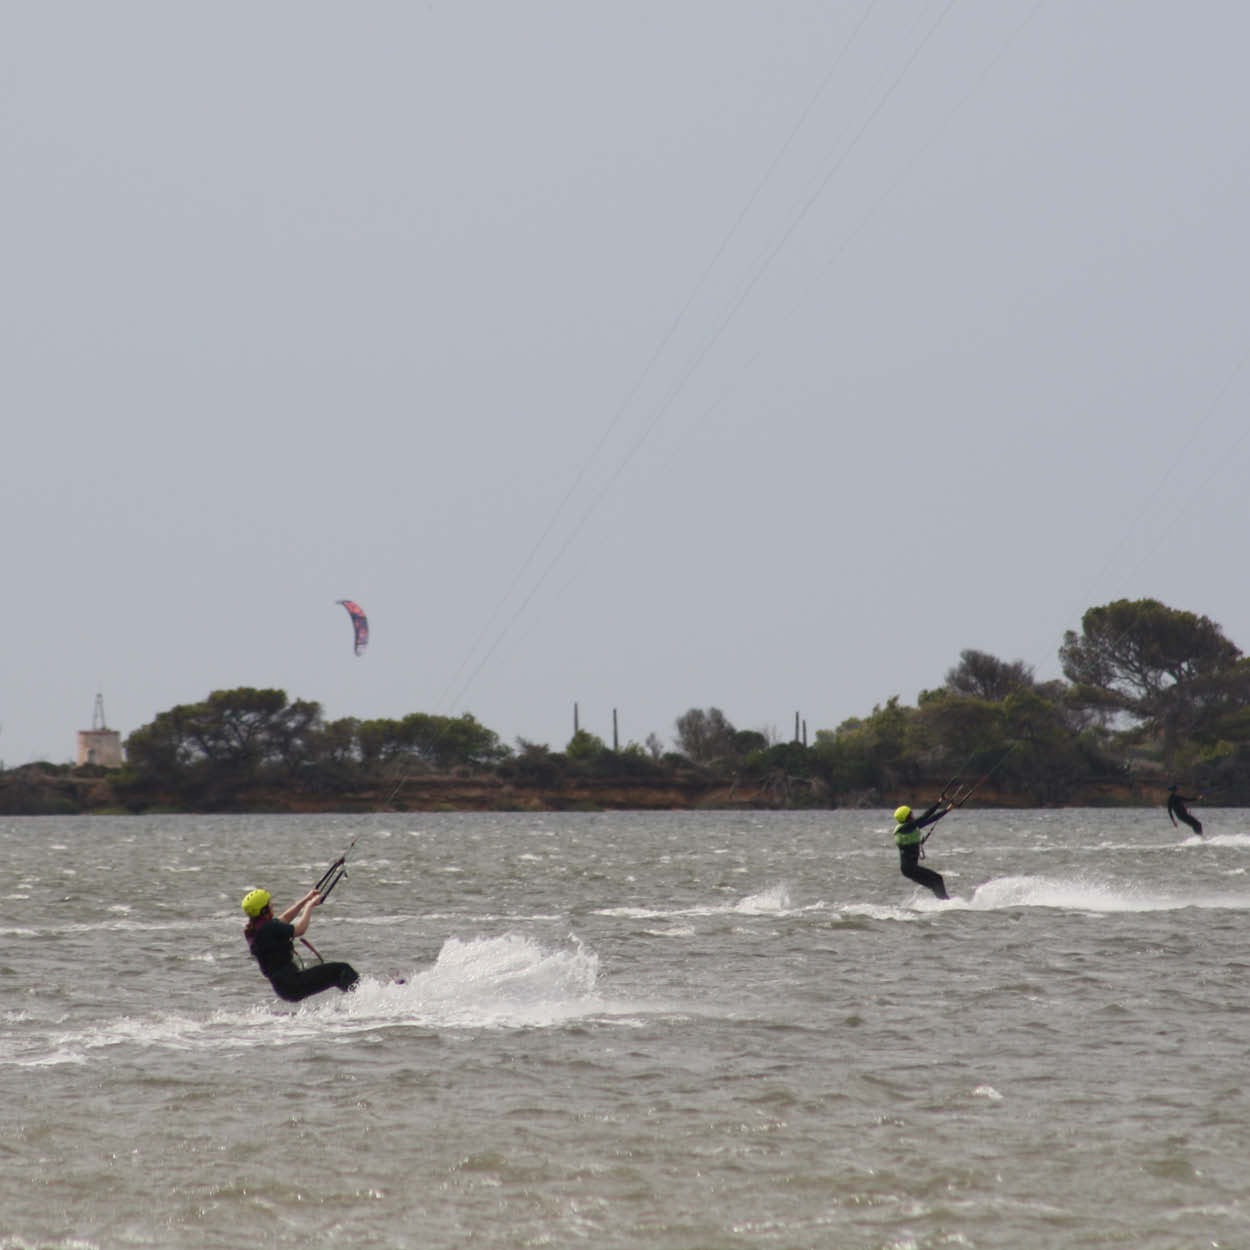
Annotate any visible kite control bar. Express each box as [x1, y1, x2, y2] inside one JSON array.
[[296, 839, 356, 966], [945, 776, 986, 810], [314, 838, 357, 902], [930, 760, 995, 850]]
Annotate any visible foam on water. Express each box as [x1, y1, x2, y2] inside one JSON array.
[[1, 934, 617, 1066], [596, 883, 804, 921], [1202, 832, 1250, 847], [733, 884, 793, 913], [340, 931, 607, 1030], [964, 873, 1250, 913], [842, 872, 1250, 920]]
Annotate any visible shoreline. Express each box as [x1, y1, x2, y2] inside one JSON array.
[[0, 764, 1180, 816]]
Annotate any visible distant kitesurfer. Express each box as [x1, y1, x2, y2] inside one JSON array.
[[892, 800, 954, 900], [1166, 785, 1204, 836], [241, 887, 359, 1001]]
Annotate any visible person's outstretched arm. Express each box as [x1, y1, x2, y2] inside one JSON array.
[[278, 889, 321, 927], [918, 800, 954, 829]]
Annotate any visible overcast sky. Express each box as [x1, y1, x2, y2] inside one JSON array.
[[5, 1, 1250, 765]]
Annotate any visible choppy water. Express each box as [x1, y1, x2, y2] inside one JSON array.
[[2, 808, 1248, 1249]]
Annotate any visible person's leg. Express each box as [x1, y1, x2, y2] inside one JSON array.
[[274, 961, 359, 1001], [899, 845, 949, 899], [328, 961, 359, 992]]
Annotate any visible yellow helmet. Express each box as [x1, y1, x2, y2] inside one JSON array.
[[241, 888, 271, 918], [893, 805, 912, 824]]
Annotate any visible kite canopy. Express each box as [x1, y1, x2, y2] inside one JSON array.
[[336, 599, 369, 656]]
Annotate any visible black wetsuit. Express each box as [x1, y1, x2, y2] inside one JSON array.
[[894, 802, 951, 900], [246, 918, 359, 1002], [1167, 790, 1203, 836]]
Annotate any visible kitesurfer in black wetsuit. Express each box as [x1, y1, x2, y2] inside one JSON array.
[[892, 800, 954, 900], [1166, 785, 1204, 836], [242, 887, 359, 1001]]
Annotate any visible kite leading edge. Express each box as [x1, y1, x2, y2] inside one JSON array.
[[336, 600, 369, 656]]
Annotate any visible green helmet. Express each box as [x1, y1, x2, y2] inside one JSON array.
[[893, 805, 912, 824], [241, 888, 271, 918]]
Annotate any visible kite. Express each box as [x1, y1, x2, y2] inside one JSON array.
[[336, 599, 369, 656]]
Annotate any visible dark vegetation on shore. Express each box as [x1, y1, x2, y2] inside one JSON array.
[[5, 599, 1249, 816]]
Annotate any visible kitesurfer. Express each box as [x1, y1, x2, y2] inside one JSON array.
[[1166, 785, 1204, 836], [241, 887, 359, 1001], [892, 800, 954, 900]]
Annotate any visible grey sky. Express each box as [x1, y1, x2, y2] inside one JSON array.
[[5, 1, 1249, 765]]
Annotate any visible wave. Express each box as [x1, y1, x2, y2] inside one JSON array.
[[964, 874, 1250, 913], [734, 884, 793, 914], [339, 932, 608, 1029], [595, 883, 807, 921], [847, 874, 1250, 918], [0, 934, 628, 1067], [1200, 832, 1250, 847]]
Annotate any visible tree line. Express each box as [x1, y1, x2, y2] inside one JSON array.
[[10, 597, 1250, 813]]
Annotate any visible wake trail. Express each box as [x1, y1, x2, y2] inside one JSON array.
[[846, 874, 1250, 919]]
